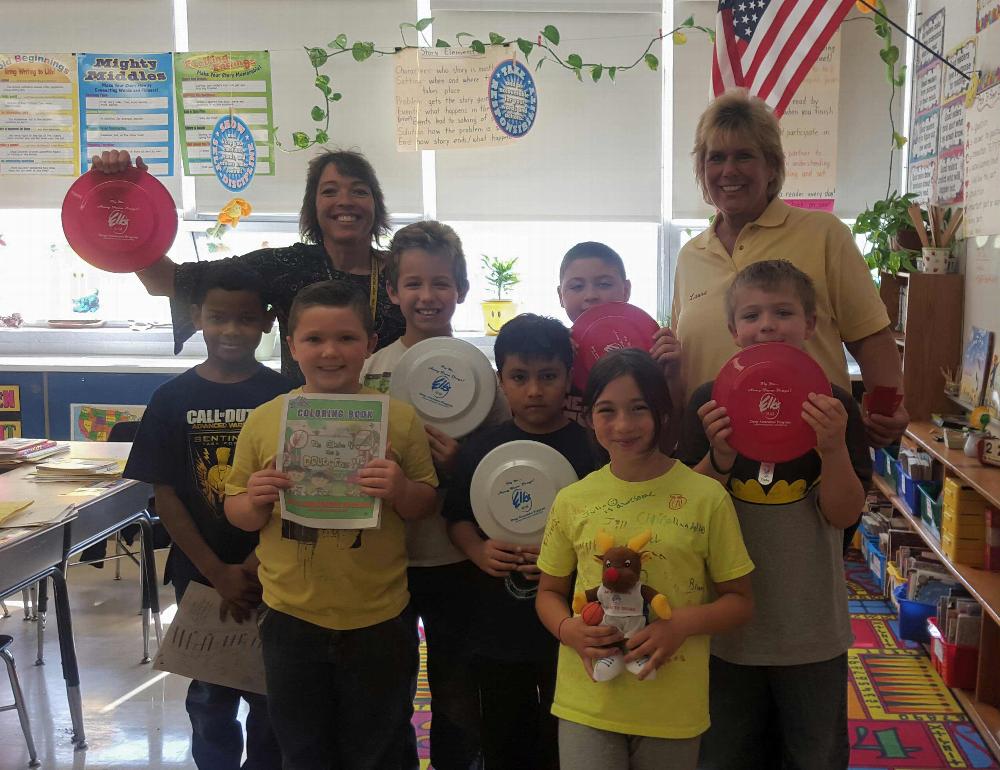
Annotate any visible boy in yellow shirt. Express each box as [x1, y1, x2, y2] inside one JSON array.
[[225, 280, 438, 770]]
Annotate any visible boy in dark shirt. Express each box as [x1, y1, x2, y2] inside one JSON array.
[[125, 262, 291, 770], [446, 313, 601, 770]]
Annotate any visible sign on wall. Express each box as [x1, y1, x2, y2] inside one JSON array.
[[77, 52, 175, 176], [0, 53, 79, 176], [174, 51, 274, 179]]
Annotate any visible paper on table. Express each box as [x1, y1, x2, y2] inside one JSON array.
[[0, 500, 33, 525], [154, 582, 266, 695]]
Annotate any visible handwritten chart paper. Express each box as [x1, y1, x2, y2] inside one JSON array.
[[77, 53, 174, 176], [965, 86, 1000, 238], [277, 393, 389, 529], [781, 36, 839, 211], [395, 46, 514, 151], [0, 53, 79, 175], [936, 39, 976, 204], [173, 51, 273, 177], [154, 582, 266, 694]]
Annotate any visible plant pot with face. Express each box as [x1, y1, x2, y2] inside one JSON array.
[[482, 300, 518, 336], [480, 255, 520, 336]]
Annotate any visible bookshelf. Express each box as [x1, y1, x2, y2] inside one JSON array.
[[874, 420, 1000, 759], [878, 271, 964, 420]]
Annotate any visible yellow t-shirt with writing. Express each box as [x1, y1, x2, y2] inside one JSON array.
[[537, 462, 754, 739], [672, 197, 890, 403], [226, 387, 437, 630]]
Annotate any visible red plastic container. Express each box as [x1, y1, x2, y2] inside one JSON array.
[[927, 617, 978, 690]]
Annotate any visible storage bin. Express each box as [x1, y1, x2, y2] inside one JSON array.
[[941, 507, 986, 539], [897, 471, 940, 515], [927, 617, 978, 689], [919, 485, 943, 536], [868, 540, 887, 592], [942, 531, 986, 568], [943, 478, 988, 515], [875, 447, 900, 484], [894, 584, 936, 643]]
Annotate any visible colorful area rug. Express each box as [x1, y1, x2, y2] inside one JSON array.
[[846, 550, 997, 769], [411, 552, 999, 769]]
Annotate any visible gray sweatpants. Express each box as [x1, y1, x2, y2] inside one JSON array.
[[559, 719, 701, 770]]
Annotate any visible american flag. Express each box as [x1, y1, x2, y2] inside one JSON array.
[[713, 0, 854, 117]]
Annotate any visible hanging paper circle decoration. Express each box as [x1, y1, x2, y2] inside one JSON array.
[[488, 59, 538, 138], [210, 114, 256, 193]]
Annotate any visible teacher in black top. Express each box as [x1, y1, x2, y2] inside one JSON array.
[[90, 149, 406, 384]]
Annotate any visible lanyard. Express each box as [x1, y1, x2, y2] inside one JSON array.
[[368, 251, 379, 319]]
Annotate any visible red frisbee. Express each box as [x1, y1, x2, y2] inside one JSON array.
[[711, 343, 832, 463], [61, 167, 177, 273], [571, 302, 659, 391]]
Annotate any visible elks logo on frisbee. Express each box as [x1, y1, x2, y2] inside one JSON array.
[[758, 392, 782, 421]]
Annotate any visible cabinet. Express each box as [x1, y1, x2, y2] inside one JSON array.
[[878, 271, 963, 420], [872, 421, 1000, 759]]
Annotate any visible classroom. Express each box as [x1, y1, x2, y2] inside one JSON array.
[[2, 0, 1000, 768]]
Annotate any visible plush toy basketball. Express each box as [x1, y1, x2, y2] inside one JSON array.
[[581, 601, 604, 626]]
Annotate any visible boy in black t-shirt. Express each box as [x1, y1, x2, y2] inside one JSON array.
[[446, 314, 601, 770], [125, 262, 290, 770]]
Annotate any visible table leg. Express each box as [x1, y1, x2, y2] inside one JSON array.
[[35, 578, 47, 665], [50, 566, 86, 749], [137, 519, 162, 665]]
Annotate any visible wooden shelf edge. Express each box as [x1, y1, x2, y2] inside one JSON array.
[[953, 688, 1000, 763], [945, 391, 977, 412], [871, 474, 1000, 627], [905, 422, 1000, 507]]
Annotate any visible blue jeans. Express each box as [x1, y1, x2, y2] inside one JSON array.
[[259, 607, 417, 770], [403, 562, 483, 770], [698, 654, 849, 770], [173, 576, 281, 770]]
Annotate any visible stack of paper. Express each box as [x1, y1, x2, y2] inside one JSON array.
[[0, 438, 69, 464], [0, 500, 33, 525], [27, 457, 124, 482]]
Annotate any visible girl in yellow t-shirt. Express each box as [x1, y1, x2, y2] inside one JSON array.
[[536, 349, 754, 769]]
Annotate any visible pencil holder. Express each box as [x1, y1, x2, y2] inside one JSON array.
[[917, 246, 955, 274]]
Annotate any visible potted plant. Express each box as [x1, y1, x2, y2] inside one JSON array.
[[852, 191, 922, 276], [481, 255, 520, 336]]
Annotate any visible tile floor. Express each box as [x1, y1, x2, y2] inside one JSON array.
[[0, 551, 205, 769]]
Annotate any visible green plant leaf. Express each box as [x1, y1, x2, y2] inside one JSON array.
[[542, 25, 560, 45], [315, 130, 329, 144], [292, 131, 310, 149], [436, 38, 451, 48], [879, 45, 899, 65], [311, 106, 325, 121], [331, 34, 348, 50], [892, 131, 907, 149], [308, 47, 328, 67], [608, 66, 616, 81], [683, 15, 695, 27], [489, 32, 505, 45], [470, 39, 486, 54], [567, 53, 583, 68], [644, 53, 659, 70], [574, 67, 582, 82], [352, 41, 374, 62], [415, 17, 434, 31], [517, 38, 533, 57], [315, 74, 330, 87], [535, 58, 545, 71], [331, 92, 342, 101], [591, 64, 602, 82]]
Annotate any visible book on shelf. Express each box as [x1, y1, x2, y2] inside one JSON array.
[[959, 326, 994, 407]]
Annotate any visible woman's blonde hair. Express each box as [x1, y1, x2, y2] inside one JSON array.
[[693, 89, 785, 205]]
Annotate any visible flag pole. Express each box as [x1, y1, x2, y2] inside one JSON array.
[[855, 0, 970, 81]]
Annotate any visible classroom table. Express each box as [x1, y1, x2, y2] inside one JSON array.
[[0, 441, 156, 749]]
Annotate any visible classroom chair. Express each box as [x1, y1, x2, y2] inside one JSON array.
[[0, 634, 41, 767]]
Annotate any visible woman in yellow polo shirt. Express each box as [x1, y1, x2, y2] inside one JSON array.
[[671, 89, 907, 447]]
